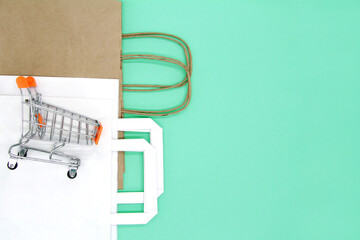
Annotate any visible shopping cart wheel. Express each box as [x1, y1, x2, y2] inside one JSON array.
[[7, 162, 18, 170], [67, 170, 77, 179]]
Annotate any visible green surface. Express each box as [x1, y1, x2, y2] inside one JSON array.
[[120, 0, 360, 239]]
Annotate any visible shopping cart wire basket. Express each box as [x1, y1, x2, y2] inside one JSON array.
[[7, 76, 103, 179]]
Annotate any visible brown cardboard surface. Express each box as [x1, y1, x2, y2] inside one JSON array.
[[0, 0, 121, 79], [0, 0, 125, 189]]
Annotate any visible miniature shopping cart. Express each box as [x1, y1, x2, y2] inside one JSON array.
[[7, 76, 103, 179]]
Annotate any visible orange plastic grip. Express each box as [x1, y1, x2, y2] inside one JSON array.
[[36, 113, 45, 128], [93, 123, 103, 145], [16, 76, 37, 88]]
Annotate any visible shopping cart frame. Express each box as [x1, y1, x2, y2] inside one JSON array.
[[7, 76, 103, 179]]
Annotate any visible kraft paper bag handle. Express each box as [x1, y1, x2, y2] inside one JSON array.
[[121, 32, 192, 116]]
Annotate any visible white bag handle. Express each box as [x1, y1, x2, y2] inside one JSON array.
[[111, 118, 163, 225], [116, 118, 164, 196], [111, 139, 158, 225]]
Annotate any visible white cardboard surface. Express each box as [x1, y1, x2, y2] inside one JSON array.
[[0, 76, 118, 240]]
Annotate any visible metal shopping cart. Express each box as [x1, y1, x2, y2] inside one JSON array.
[[7, 76, 103, 179]]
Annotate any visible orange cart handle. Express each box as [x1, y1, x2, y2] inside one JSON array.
[[16, 76, 37, 88], [93, 123, 103, 145]]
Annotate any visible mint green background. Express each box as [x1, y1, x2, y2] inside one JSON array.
[[119, 0, 360, 239]]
